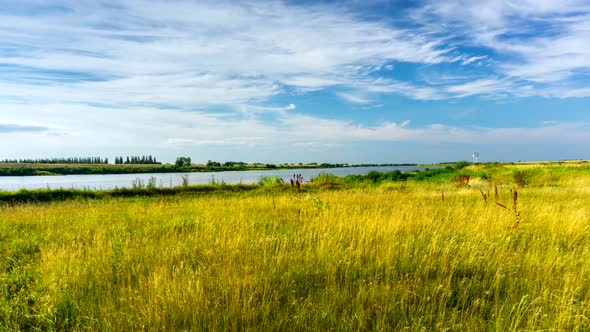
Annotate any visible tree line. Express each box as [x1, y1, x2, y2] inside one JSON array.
[[114, 156, 160, 165], [0, 157, 108, 164]]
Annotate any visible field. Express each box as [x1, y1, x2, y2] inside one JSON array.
[[1, 163, 589, 330]]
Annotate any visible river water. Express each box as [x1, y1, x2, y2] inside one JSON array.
[[0, 166, 432, 191]]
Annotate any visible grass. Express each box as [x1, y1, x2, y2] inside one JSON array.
[[0, 163, 589, 330]]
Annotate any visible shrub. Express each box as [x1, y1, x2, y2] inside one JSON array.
[[258, 175, 284, 186], [367, 171, 381, 183], [312, 172, 339, 185], [454, 161, 471, 170], [512, 169, 541, 187]]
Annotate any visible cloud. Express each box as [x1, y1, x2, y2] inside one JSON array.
[[3, 0, 587, 108], [336, 92, 370, 104], [0, 123, 49, 133], [444, 79, 514, 98], [0, 0, 456, 110], [238, 103, 296, 114], [461, 55, 487, 65], [166, 137, 264, 147], [1, 0, 589, 162], [292, 142, 343, 148], [415, 0, 590, 87], [1, 100, 588, 162]]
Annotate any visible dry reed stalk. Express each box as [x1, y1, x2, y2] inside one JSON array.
[[480, 189, 488, 202], [512, 190, 519, 229], [494, 185, 499, 201]]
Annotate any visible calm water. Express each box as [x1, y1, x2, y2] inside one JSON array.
[[0, 166, 433, 191]]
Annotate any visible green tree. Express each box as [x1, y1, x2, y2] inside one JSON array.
[[175, 157, 192, 168]]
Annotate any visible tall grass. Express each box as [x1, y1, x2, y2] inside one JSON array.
[[1, 164, 589, 330]]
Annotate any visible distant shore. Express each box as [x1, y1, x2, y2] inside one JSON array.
[[0, 162, 420, 177], [1, 159, 586, 177]]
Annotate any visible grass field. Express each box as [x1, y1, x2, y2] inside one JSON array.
[[1, 163, 589, 330]]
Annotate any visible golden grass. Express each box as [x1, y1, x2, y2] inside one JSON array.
[[1, 175, 590, 330]]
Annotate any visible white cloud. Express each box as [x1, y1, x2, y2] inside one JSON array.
[[1, 100, 588, 161], [336, 92, 370, 104], [445, 79, 514, 98], [237, 104, 297, 114], [0, 0, 455, 109], [0, 0, 589, 161], [415, 0, 590, 86], [461, 55, 487, 65]]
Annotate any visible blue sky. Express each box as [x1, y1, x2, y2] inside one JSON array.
[[1, 0, 589, 164]]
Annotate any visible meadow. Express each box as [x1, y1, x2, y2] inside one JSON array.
[[1, 162, 589, 330]]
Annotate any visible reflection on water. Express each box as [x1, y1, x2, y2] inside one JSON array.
[[0, 166, 435, 191]]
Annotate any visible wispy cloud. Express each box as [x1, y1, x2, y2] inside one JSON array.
[[1, 1, 588, 162], [0, 0, 454, 109], [0, 123, 49, 133], [413, 0, 590, 96], [336, 92, 370, 104]]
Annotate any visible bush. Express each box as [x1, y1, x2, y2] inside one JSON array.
[[258, 175, 284, 186], [414, 168, 452, 182], [311, 172, 340, 187], [512, 169, 541, 187], [454, 161, 471, 170], [367, 171, 381, 183]]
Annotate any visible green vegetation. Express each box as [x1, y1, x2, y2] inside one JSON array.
[[0, 163, 179, 176], [0, 160, 389, 177], [0, 184, 259, 204], [175, 156, 192, 168], [1, 157, 108, 164], [114, 155, 160, 165], [1, 162, 589, 330], [258, 175, 284, 186]]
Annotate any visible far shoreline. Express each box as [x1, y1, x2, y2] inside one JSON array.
[[0, 162, 423, 177], [0, 159, 586, 177]]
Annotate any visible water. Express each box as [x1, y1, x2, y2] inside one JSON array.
[[0, 166, 434, 191]]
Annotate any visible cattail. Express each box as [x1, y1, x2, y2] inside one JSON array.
[[494, 185, 499, 201]]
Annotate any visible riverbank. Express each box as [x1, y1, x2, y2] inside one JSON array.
[[2, 162, 588, 203], [0, 165, 464, 203]]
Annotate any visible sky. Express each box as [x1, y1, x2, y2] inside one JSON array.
[[1, 0, 590, 164]]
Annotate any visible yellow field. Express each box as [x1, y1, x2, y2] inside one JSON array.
[[1, 165, 590, 330]]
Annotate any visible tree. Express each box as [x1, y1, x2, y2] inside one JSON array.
[[207, 160, 221, 168], [175, 157, 192, 168]]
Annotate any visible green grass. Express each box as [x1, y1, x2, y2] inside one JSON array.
[[0, 164, 589, 330]]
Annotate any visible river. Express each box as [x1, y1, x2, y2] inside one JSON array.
[[0, 166, 433, 191]]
